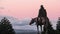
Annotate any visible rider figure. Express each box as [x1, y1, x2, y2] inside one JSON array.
[[38, 5, 48, 32], [38, 5, 47, 17]]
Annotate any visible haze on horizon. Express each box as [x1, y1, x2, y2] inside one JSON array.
[[0, 0, 60, 20]]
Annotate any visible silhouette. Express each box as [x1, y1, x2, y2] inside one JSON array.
[[56, 17, 60, 34], [29, 5, 53, 34], [38, 5, 47, 17], [56, 17, 60, 31], [0, 17, 15, 34], [43, 17, 54, 34], [29, 17, 54, 34]]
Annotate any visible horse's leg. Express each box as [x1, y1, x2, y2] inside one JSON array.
[[37, 25, 39, 34], [40, 25, 42, 34]]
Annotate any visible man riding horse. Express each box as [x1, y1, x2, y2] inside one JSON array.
[[29, 5, 48, 34], [37, 5, 47, 26], [38, 5, 47, 33]]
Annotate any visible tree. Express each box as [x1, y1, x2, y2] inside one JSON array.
[[0, 17, 15, 34], [42, 17, 54, 34], [56, 17, 60, 34], [56, 17, 60, 31]]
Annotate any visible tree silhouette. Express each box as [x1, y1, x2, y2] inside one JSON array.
[[56, 17, 60, 31], [38, 5, 47, 17], [47, 21, 54, 34], [56, 17, 60, 34], [42, 18, 54, 34], [0, 17, 15, 34]]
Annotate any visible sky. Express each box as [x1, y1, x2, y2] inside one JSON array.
[[0, 0, 60, 20]]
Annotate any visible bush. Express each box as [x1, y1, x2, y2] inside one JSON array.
[[0, 17, 15, 34]]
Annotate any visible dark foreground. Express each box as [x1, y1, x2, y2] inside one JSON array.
[[15, 29, 38, 34], [15, 29, 60, 34]]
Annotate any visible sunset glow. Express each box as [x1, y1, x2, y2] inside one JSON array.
[[0, 0, 60, 20]]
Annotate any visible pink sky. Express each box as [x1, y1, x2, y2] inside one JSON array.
[[0, 0, 60, 20]]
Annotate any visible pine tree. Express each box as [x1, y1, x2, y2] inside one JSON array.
[[56, 17, 60, 31], [0, 17, 15, 34], [43, 17, 54, 34], [56, 17, 60, 34]]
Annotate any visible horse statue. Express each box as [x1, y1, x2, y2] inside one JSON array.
[[29, 5, 54, 34], [29, 17, 43, 34], [29, 17, 53, 34]]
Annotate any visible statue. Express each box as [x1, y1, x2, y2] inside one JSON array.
[[29, 5, 53, 34], [38, 5, 47, 17]]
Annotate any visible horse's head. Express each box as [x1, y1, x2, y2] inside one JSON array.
[[29, 18, 35, 25], [29, 18, 37, 25]]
